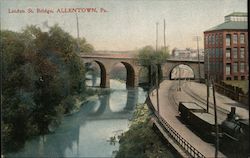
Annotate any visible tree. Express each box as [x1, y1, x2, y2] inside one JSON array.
[[1, 24, 94, 152], [77, 37, 94, 53], [137, 45, 170, 86]]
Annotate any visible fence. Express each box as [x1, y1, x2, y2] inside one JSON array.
[[146, 87, 205, 158], [215, 81, 248, 105]]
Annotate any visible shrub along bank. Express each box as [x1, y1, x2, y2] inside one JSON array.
[[116, 104, 175, 158]]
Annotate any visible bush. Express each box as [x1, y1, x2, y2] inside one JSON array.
[[61, 96, 76, 114], [116, 104, 174, 158]]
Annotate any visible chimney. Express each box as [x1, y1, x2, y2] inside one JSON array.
[[230, 107, 236, 115], [227, 107, 236, 120]]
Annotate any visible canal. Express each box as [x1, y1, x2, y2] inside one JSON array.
[[6, 78, 147, 157]]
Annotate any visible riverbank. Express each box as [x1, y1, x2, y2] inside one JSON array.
[[5, 80, 146, 157], [116, 104, 175, 158], [3, 87, 111, 153]]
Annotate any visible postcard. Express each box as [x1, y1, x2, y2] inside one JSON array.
[[1, 0, 248, 157]]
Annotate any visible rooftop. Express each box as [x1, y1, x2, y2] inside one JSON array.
[[205, 21, 248, 32], [193, 112, 223, 125], [225, 12, 247, 17], [205, 12, 248, 32]]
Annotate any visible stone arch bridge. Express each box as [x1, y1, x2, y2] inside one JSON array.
[[81, 53, 204, 88]]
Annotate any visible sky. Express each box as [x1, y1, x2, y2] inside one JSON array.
[[0, 0, 248, 51]]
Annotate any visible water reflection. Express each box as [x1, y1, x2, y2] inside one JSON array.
[[86, 73, 100, 87], [7, 79, 146, 157]]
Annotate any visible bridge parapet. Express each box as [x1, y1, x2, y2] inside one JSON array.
[[80, 53, 137, 59]]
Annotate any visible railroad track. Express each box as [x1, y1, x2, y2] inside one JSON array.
[[167, 80, 180, 108], [182, 81, 230, 116]]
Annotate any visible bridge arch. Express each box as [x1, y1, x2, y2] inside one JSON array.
[[110, 61, 136, 88], [163, 62, 199, 80], [85, 60, 107, 88], [95, 60, 107, 88], [169, 64, 195, 80]]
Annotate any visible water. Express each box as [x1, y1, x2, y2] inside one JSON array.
[[6, 78, 147, 157]]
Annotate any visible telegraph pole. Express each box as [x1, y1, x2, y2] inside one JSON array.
[[178, 66, 181, 91], [194, 36, 201, 82], [156, 64, 160, 115], [206, 49, 210, 113], [212, 78, 219, 158], [156, 22, 160, 116], [164, 19, 166, 53], [156, 22, 159, 52], [76, 13, 80, 53]]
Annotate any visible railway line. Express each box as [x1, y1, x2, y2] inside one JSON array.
[[181, 81, 230, 118], [150, 80, 227, 157], [167, 81, 179, 108], [150, 80, 248, 157]]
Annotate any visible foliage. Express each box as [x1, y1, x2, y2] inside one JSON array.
[[1, 24, 94, 152], [137, 45, 170, 86], [116, 104, 174, 158], [137, 45, 170, 66], [77, 37, 94, 53]]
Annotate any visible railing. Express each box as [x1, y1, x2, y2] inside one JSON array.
[[214, 82, 248, 105], [157, 115, 205, 158], [146, 87, 205, 158]]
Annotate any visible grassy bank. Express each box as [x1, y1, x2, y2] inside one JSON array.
[[116, 104, 175, 158]]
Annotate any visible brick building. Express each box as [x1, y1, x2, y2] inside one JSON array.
[[204, 12, 248, 81]]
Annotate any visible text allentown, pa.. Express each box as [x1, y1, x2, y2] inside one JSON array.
[[8, 8, 108, 14]]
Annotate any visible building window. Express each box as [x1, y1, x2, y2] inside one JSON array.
[[216, 62, 219, 72], [240, 63, 245, 73], [219, 34, 223, 45], [215, 34, 218, 45], [233, 48, 238, 59], [240, 33, 245, 44], [234, 76, 238, 80], [226, 48, 231, 59], [226, 34, 231, 46], [211, 34, 214, 45], [241, 76, 245, 80], [233, 34, 238, 44], [226, 64, 231, 75], [233, 63, 238, 73], [240, 48, 245, 59], [211, 49, 214, 59]]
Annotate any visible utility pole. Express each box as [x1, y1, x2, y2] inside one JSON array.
[[156, 22, 159, 52], [178, 65, 181, 91], [156, 64, 160, 116], [164, 19, 166, 53], [194, 36, 201, 82], [206, 49, 210, 113], [155, 22, 160, 116], [212, 78, 219, 158], [76, 13, 80, 53]]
